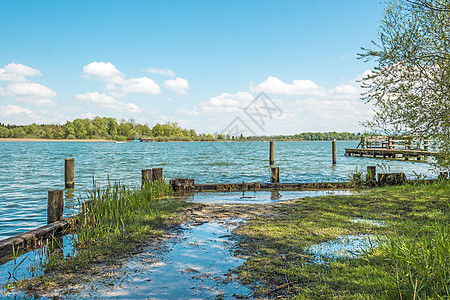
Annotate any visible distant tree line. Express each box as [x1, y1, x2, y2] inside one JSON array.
[[247, 132, 361, 141], [0, 118, 361, 141], [0, 117, 215, 141]]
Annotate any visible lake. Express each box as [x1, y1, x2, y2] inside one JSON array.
[[0, 140, 435, 240]]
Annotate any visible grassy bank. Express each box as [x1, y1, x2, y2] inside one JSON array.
[[15, 181, 190, 294], [234, 182, 450, 299]]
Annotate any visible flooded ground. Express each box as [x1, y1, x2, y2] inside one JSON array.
[[72, 220, 251, 299], [185, 189, 355, 204], [306, 218, 386, 264], [1, 190, 364, 299]]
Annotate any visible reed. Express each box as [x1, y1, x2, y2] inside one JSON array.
[[76, 180, 177, 249]]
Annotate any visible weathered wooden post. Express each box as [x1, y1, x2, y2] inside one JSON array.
[[47, 190, 63, 224], [366, 166, 376, 186], [142, 169, 152, 186], [270, 167, 280, 183], [152, 168, 163, 182], [269, 141, 275, 165], [65, 158, 75, 189], [424, 140, 429, 151], [332, 140, 337, 165]]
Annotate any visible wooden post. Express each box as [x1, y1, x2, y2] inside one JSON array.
[[47, 190, 63, 224], [269, 141, 275, 165], [152, 168, 163, 182], [142, 169, 152, 186], [65, 158, 75, 189], [270, 167, 280, 183], [424, 140, 429, 151], [332, 140, 337, 165], [366, 166, 376, 186]]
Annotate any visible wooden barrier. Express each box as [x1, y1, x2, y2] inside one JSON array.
[[47, 190, 63, 224], [65, 158, 75, 189], [366, 166, 376, 186], [152, 168, 163, 182], [270, 167, 280, 183], [377, 172, 407, 186], [142, 169, 152, 186], [170, 178, 195, 192], [0, 218, 75, 259], [269, 141, 275, 165]]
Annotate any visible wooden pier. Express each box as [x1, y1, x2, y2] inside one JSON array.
[[345, 135, 436, 160]]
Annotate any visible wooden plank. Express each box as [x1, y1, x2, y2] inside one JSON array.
[[0, 217, 76, 259]]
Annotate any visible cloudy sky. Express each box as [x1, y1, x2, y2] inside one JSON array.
[[0, 0, 384, 135]]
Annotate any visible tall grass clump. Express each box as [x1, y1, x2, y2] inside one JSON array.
[[76, 180, 183, 252], [378, 222, 450, 299]]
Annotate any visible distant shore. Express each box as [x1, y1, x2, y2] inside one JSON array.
[[0, 138, 113, 142], [0, 138, 357, 143]]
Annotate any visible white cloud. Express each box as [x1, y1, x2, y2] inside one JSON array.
[[122, 77, 161, 95], [251, 76, 327, 96], [148, 67, 175, 77], [181, 71, 373, 133], [0, 105, 47, 124], [4, 83, 57, 106], [175, 108, 201, 115], [81, 61, 163, 97], [82, 61, 125, 84], [0, 72, 27, 83], [199, 91, 253, 113], [0, 63, 42, 83], [4, 63, 41, 77], [76, 92, 143, 114], [7, 83, 56, 98], [163, 77, 189, 94], [80, 112, 97, 119]]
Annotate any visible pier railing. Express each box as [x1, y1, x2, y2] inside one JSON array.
[[357, 136, 429, 151]]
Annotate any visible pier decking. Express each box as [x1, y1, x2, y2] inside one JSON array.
[[345, 135, 436, 160], [344, 148, 435, 160]]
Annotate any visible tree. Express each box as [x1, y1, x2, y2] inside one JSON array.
[[360, 0, 450, 167]]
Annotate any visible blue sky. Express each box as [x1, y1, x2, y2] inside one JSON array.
[[0, 0, 385, 135]]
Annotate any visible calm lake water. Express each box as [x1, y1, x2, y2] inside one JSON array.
[[0, 141, 435, 240]]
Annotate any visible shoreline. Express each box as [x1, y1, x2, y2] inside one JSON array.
[[0, 138, 114, 142], [0, 138, 358, 143]]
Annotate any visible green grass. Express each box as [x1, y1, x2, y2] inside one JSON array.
[[234, 181, 450, 299]]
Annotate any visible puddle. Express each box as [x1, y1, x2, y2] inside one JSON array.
[[306, 234, 377, 264], [351, 218, 386, 227], [186, 190, 355, 204], [0, 235, 76, 294], [69, 219, 251, 299]]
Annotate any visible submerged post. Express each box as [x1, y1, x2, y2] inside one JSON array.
[[152, 168, 163, 182], [47, 190, 63, 224], [269, 141, 275, 165], [142, 169, 152, 186], [332, 140, 337, 165], [270, 167, 280, 183], [65, 158, 75, 189]]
